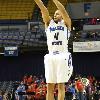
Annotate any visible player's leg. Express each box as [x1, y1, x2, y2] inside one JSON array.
[[44, 54, 57, 83], [56, 53, 73, 100], [56, 54, 66, 100], [44, 54, 57, 100], [57, 53, 73, 82], [46, 83, 55, 100], [58, 83, 65, 100]]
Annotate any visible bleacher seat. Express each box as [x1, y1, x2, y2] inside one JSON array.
[[0, 0, 35, 20]]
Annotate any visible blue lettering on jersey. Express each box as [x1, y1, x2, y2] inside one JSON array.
[[52, 41, 62, 45], [49, 26, 64, 32], [68, 54, 72, 67]]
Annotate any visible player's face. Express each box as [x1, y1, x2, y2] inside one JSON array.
[[54, 10, 62, 23]]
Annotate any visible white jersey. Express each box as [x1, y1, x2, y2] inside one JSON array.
[[45, 19, 71, 53]]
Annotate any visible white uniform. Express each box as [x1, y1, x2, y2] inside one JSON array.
[[44, 19, 73, 83]]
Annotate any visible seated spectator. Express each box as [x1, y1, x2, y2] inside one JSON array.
[[75, 77, 86, 100], [23, 74, 28, 84], [54, 84, 58, 100], [15, 81, 26, 94], [91, 18, 97, 25], [65, 83, 75, 100], [35, 84, 46, 100], [81, 32, 88, 39], [0, 90, 3, 100], [26, 82, 36, 95], [15, 81, 26, 100], [27, 75, 33, 85]]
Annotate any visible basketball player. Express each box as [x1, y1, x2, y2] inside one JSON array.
[[34, 0, 73, 100]]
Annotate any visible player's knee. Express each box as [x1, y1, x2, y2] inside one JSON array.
[[47, 83, 55, 92], [58, 83, 65, 91]]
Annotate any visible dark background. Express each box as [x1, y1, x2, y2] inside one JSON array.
[[0, 50, 100, 81]]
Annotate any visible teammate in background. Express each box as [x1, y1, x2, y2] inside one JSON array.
[[34, 0, 73, 100]]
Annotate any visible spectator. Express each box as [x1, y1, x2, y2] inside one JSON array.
[[15, 81, 26, 100], [75, 77, 86, 100], [27, 75, 33, 85], [23, 74, 28, 84]]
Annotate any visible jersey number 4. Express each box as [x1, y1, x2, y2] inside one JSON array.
[[54, 32, 59, 40]]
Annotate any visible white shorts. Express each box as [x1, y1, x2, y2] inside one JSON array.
[[44, 52, 73, 83]]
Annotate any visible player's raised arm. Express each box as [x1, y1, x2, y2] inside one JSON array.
[[53, 0, 71, 31], [34, 0, 51, 28]]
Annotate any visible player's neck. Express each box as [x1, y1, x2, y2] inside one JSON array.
[[54, 21, 58, 24], [54, 19, 62, 24]]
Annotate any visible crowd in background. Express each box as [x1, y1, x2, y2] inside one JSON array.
[[14, 74, 100, 100], [0, 73, 99, 100], [84, 18, 100, 25], [72, 30, 100, 42], [15, 74, 46, 100]]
